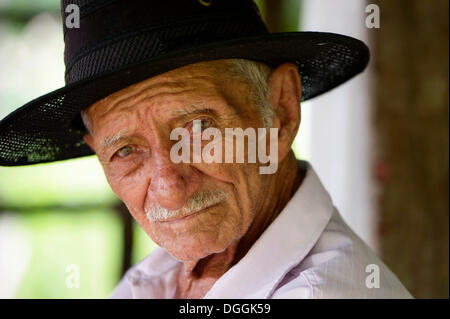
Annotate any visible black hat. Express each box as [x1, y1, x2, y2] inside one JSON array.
[[0, 0, 369, 166]]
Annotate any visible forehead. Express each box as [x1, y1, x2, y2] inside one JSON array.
[[86, 60, 235, 124]]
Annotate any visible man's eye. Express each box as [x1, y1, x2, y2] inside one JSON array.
[[116, 146, 136, 158], [192, 118, 213, 133]]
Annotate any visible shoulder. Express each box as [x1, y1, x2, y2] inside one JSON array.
[[272, 208, 413, 299], [109, 247, 178, 299], [108, 256, 149, 299]]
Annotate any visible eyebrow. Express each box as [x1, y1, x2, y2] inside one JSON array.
[[100, 129, 129, 152], [174, 104, 217, 118]]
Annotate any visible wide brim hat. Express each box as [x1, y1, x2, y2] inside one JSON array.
[[0, 0, 370, 166]]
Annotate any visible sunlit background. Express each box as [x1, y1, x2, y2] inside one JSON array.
[[0, 0, 448, 298]]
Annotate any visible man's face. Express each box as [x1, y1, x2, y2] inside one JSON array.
[[83, 60, 273, 262]]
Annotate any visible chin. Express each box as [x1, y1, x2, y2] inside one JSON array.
[[159, 231, 236, 262], [146, 207, 245, 261]]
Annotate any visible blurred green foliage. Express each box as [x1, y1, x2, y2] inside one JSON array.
[[255, 0, 301, 32], [0, 0, 60, 29], [0, 157, 116, 208], [14, 209, 123, 298], [0, 0, 59, 11], [0, 157, 156, 298]]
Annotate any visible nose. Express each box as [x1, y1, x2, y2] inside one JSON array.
[[147, 141, 190, 211]]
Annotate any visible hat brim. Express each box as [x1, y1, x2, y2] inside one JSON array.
[[0, 31, 369, 166]]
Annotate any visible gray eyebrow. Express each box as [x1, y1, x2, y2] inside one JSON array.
[[100, 129, 129, 150], [174, 103, 215, 117]]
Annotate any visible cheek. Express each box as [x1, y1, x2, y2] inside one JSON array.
[[193, 162, 234, 185], [191, 162, 260, 226], [104, 166, 150, 215]]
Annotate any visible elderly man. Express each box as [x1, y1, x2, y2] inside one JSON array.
[[0, 0, 411, 298]]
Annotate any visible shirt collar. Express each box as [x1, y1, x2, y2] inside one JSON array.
[[127, 160, 334, 299]]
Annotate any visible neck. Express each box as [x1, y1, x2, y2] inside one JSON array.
[[175, 152, 304, 298], [233, 152, 304, 264]]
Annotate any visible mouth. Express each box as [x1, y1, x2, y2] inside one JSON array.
[[159, 202, 220, 223]]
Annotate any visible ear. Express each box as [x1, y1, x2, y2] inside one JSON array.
[[268, 62, 302, 162], [83, 133, 96, 152]]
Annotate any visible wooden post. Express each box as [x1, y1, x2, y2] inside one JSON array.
[[375, 0, 449, 298]]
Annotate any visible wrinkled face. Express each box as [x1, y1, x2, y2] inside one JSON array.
[[83, 61, 272, 262]]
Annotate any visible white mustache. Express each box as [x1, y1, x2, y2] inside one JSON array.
[[145, 189, 226, 222]]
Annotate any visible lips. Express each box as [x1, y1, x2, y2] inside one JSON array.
[[160, 203, 219, 223]]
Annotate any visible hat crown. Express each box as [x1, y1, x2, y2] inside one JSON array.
[[60, 0, 268, 84]]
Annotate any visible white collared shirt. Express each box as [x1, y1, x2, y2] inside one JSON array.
[[110, 161, 412, 299]]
